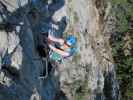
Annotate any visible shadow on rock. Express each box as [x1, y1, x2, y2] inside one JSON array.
[[0, 0, 68, 100]]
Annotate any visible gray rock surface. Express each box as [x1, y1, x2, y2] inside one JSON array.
[[0, 0, 119, 100], [0, 31, 8, 56]]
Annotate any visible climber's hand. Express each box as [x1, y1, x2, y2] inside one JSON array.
[[58, 39, 64, 45]]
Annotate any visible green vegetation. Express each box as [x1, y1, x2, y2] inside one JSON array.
[[110, 31, 133, 99], [110, 0, 133, 99], [75, 82, 89, 100], [112, 0, 128, 4], [111, 0, 133, 32]]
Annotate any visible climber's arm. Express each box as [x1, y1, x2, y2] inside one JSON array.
[[48, 34, 64, 45], [48, 44, 69, 57]]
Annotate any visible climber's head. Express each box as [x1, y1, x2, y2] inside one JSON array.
[[66, 35, 77, 47]]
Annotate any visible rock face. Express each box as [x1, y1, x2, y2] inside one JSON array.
[[0, 0, 119, 100], [58, 0, 119, 100]]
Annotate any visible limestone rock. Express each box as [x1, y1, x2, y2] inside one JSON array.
[[0, 31, 8, 57], [8, 31, 20, 54], [2, 0, 28, 12], [11, 45, 23, 70], [0, 0, 119, 100]]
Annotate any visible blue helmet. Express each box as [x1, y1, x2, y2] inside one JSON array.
[[66, 35, 77, 46]]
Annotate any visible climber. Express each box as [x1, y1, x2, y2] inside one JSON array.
[[48, 34, 77, 62]]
